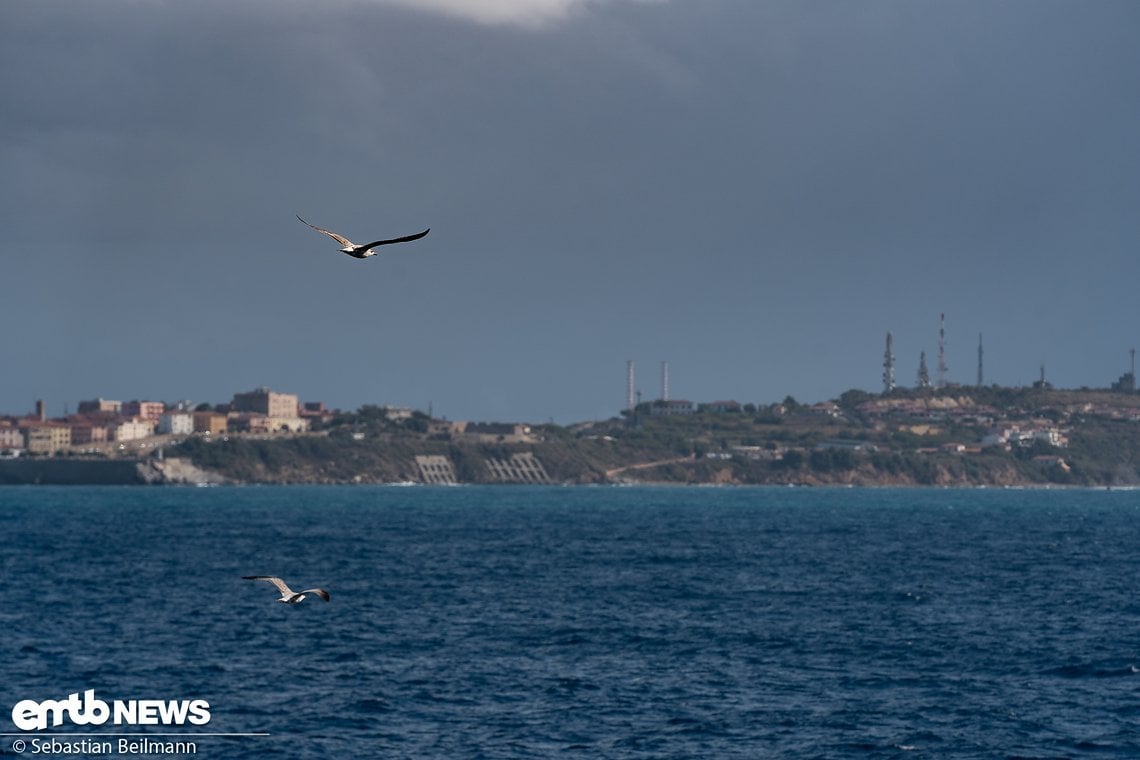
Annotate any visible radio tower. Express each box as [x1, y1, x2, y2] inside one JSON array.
[[977, 333, 984, 387], [917, 351, 931, 389], [936, 313, 949, 388], [661, 361, 670, 401], [882, 332, 895, 393], [626, 360, 636, 411]]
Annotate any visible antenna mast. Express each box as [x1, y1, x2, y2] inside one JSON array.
[[936, 313, 948, 388], [661, 361, 670, 401], [977, 333, 984, 387], [883, 332, 895, 393]]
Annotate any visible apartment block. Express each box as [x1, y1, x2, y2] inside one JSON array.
[[112, 419, 156, 442], [193, 412, 228, 435], [157, 412, 194, 435], [231, 387, 299, 419], [122, 400, 165, 420], [26, 425, 72, 454], [0, 426, 24, 449], [70, 423, 110, 444], [77, 398, 122, 415]]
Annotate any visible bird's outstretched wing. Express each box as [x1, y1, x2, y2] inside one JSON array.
[[300, 588, 331, 602], [359, 228, 430, 251], [296, 215, 355, 248], [242, 575, 294, 596]]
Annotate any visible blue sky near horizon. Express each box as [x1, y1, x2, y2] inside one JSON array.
[[2, 0, 1139, 423]]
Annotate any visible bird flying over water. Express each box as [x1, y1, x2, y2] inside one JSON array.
[[296, 215, 429, 259], [242, 575, 330, 604]]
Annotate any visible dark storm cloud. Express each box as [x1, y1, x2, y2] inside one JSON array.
[[2, 0, 1139, 421]]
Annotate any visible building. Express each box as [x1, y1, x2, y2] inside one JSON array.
[[701, 400, 742, 413], [112, 419, 156, 442], [455, 422, 534, 443], [982, 424, 1067, 449], [122, 401, 165, 420], [383, 406, 414, 422], [982, 426, 1015, 448], [70, 422, 110, 445], [229, 414, 310, 434], [78, 398, 122, 415], [1029, 427, 1068, 447], [0, 425, 25, 449], [299, 402, 334, 424], [231, 387, 299, 419], [193, 412, 228, 435], [25, 425, 72, 454], [809, 402, 843, 418], [648, 400, 695, 416], [229, 414, 272, 434], [273, 417, 310, 433], [157, 412, 194, 435]]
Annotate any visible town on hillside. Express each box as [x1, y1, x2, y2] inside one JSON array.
[[0, 387, 319, 458], [4, 378, 1140, 487], [0, 386, 536, 460]]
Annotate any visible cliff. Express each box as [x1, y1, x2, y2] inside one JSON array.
[[0, 457, 225, 486]]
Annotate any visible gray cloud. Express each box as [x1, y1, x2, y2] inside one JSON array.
[[367, 0, 663, 27], [2, 0, 1139, 421]]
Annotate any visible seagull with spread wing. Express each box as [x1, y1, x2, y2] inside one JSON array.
[[297, 215, 429, 259], [243, 575, 331, 604]]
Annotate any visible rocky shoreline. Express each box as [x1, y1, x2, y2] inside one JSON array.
[[0, 457, 225, 486], [0, 453, 1091, 488]]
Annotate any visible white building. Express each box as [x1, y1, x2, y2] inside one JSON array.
[[982, 424, 1067, 449], [157, 412, 194, 435], [112, 419, 156, 442], [1029, 428, 1068, 447], [383, 405, 414, 422], [0, 427, 23, 449]]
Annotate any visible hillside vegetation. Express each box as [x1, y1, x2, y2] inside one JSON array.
[[167, 388, 1140, 486]]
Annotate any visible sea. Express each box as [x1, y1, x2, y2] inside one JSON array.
[[2, 485, 1139, 759]]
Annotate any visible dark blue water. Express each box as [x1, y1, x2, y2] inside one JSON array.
[[2, 486, 1140, 758]]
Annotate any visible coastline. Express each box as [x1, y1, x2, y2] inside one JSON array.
[[0, 456, 1123, 489]]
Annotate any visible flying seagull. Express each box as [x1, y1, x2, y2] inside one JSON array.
[[297, 215, 429, 259], [242, 575, 331, 604]]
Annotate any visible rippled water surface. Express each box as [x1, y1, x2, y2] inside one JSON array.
[[2, 485, 1140, 758]]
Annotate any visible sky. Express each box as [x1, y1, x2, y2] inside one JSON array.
[[3, 0, 1139, 424]]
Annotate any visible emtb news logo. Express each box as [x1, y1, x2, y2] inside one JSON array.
[[11, 690, 210, 731]]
